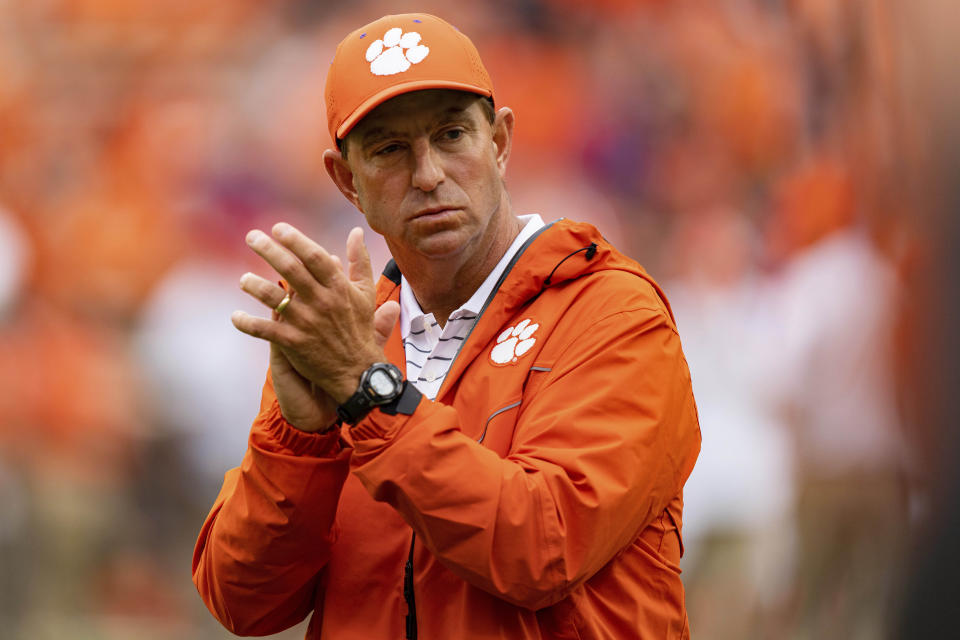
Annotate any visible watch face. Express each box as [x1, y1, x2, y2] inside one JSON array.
[[368, 369, 397, 398]]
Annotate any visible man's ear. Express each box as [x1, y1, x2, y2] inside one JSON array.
[[323, 148, 362, 211], [492, 107, 515, 176]]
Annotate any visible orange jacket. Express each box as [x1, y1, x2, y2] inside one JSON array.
[[193, 219, 701, 639]]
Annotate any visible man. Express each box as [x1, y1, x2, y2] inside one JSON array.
[[193, 13, 700, 639]]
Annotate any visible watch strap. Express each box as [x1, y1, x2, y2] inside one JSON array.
[[379, 381, 422, 416], [336, 394, 372, 425]]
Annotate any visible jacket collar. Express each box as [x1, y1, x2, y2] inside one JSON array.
[[375, 218, 674, 400]]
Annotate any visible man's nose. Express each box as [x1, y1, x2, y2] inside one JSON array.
[[410, 139, 444, 192]]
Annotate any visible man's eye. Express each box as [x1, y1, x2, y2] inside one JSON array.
[[376, 143, 401, 155], [443, 129, 464, 141]]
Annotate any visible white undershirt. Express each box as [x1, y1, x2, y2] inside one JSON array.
[[399, 214, 545, 399]]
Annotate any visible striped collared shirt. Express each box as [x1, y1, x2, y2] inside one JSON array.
[[399, 214, 545, 400]]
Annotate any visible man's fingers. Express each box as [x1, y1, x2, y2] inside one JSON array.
[[373, 300, 400, 348], [231, 310, 291, 345], [270, 223, 340, 288], [346, 226, 374, 291], [246, 229, 318, 294], [239, 272, 288, 311]]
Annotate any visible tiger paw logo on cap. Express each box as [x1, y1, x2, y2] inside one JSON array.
[[365, 27, 430, 76], [490, 319, 539, 366]]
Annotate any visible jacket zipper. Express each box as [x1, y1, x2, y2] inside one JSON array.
[[404, 534, 417, 639]]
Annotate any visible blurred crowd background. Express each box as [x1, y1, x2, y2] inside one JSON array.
[[0, 0, 957, 638]]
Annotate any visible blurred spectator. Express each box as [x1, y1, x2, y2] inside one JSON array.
[[0, 299, 145, 637], [763, 156, 907, 639], [667, 206, 795, 640], [0, 206, 31, 631]]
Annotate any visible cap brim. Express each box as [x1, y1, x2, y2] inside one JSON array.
[[336, 80, 493, 141]]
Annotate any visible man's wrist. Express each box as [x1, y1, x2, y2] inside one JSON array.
[[330, 353, 385, 405], [316, 417, 343, 434]]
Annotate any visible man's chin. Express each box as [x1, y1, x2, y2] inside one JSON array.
[[411, 230, 473, 261]]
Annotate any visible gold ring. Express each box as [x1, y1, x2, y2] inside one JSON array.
[[274, 292, 293, 314]]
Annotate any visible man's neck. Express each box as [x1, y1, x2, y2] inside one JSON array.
[[397, 214, 523, 327]]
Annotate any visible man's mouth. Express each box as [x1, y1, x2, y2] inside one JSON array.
[[411, 207, 458, 220]]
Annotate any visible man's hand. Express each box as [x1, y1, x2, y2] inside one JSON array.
[[268, 343, 339, 432], [232, 223, 401, 419]]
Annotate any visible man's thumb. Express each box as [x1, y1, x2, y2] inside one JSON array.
[[373, 300, 400, 348]]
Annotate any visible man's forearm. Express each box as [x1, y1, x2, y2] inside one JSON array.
[[192, 383, 352, 635]]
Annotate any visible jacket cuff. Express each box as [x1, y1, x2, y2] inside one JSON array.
[[349, 406, 412, 444], [252, 399, 344, 458]]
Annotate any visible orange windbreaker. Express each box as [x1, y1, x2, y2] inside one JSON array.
[[193, 219, 701, 639]]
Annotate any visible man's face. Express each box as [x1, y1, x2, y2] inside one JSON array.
[[336, 90, 511, 265]]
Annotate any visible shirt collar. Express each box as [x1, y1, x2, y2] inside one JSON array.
[[399, 214, 545, 337]]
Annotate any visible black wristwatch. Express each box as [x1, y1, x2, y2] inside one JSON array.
[[336, 362, 422, 425]]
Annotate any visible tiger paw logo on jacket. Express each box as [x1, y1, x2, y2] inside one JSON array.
[[490, 319, 539, 366]]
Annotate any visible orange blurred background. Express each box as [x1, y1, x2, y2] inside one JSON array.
[[0, 1, 955, 638]]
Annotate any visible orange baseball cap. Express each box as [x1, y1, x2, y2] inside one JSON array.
[[325, 13, 494, 145]]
